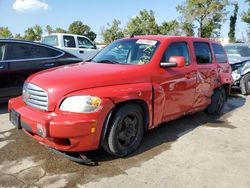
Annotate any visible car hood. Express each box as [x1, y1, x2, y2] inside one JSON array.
[[228, 55, 250, 64], [27, 62, 150, 110]]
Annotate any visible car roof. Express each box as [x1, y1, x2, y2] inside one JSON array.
[[121, 35, 218, 44], [42, 33, 90, 39]]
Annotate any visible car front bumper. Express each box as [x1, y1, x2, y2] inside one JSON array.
[[8, 96, 114, 152]]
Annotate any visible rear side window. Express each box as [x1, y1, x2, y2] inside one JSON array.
[[0, 43, 6, 61], [63, 35, 76, 48], [194, 42, 212, 64], [212, 43, 227, 63], [77, 37, 95, 49], [41, 35, 59, 46], [161, 42, 190, 65], [5, 43, 62, 60]]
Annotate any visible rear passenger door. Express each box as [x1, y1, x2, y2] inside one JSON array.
[[193, 42, 217, 108]]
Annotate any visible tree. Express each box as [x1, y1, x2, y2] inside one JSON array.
[[24, 27, 36, 41], [86, 31, 97, 41], [177, 0, 228, 38], [124, 9, 159, 36], [228, 3, 239, 42], [14, 33, 24, 40], [0, 27, 13, 38], [24, 25, 43, 41], [68, 21, 96, 40], [181, 22, 195, 36], [101, 19, 124, 44], [241, 0, 250, 40], [33, 24, 43, 41], [54, 27, 67, 33], [45, 25, 53, 34], [159, 20, 181, 35]]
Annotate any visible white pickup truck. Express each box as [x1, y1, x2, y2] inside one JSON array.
[[41, 33, 99, 60]]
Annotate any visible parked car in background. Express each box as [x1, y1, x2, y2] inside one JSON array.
[[41, 33, 100, 60], [225, 43, 250, 95], [9, 36, 232, 163], [0, 39, 82, 103]]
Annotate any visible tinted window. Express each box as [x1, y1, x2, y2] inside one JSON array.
[[212, 43, 227, 63], [63, 35, 76, 48], [93, 39, 159, 65], [0, 43, 6, 61], [41, 35, 59, 46], [5, 43, 62, 60], [161, 42, 190, 65], [194, 42, 212, 64], [77, 37, 94, 49]]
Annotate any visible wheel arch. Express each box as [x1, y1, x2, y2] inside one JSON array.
[[99, 99, 150, 148]]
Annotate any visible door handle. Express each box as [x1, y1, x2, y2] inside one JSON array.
[[79, 50, 84, 54], [44, 63, 55, 67]]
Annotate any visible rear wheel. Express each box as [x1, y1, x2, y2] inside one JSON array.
[[103, 103, 144, 157], [207, 87, 226, 115], [240, 73, 250, 95]]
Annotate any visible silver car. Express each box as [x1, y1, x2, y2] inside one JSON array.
[[225, 43, 250, 95]]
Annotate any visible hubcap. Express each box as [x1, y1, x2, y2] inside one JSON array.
[[118, 115, 138, 148]]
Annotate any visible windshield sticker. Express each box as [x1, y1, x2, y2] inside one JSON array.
[[136, 39, 157, 46]]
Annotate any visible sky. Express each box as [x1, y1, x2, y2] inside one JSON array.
[[0, 0, 249, 41]]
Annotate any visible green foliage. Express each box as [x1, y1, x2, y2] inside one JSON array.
[[45, 25, 53, 34], [23, 25, 43, 41], [228, 3, 239, 42], [159, 20, 181, 35], [101, 19, 124, 44], [124, 10, 159, 36], [54, 27, 67, 33], [177, 0, 228, 38], [181, 22, 195, 36], [241, 0, 250, 41], [14, 33, 24, 40], [68, 21, 96, 40], [0, 27, 13, 38]]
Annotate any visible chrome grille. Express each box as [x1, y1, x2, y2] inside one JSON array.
[[23, 83, 48, 111]]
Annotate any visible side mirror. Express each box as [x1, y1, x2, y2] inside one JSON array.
[[160, 56, 186, 68]]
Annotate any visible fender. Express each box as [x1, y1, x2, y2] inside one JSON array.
[[64, 83, 154, 146]]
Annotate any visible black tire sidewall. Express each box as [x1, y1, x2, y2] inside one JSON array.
[[240, 73, 250, 95], [207, 88, 226, 115], [105, 104, 144, 157]]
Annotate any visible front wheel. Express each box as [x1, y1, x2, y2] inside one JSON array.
[[207, 87, 226, 115], [240, 73, 250, 95], [103, 103, 144, 157]]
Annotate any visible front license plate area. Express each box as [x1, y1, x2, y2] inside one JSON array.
[[9, 109, 21, 129]]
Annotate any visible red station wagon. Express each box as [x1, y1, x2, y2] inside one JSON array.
[[9, 36, 232, 163]]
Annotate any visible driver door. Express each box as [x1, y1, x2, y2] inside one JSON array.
[[155, 42, 197, 122]]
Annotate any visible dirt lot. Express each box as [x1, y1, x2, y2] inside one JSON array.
[[0, 93, 250, 188]]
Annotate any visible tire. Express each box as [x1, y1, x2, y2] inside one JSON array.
[[103, 103, 144, 157], [240, 73, 250, 95], [207, 87, 226, 115]]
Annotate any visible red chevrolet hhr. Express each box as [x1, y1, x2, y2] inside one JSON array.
[[9, 36, 232, 162]]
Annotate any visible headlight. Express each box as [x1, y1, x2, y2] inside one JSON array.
[[60, 96, 102, 113]]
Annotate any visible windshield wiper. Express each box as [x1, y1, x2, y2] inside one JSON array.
[[96, 59, 120, 64]]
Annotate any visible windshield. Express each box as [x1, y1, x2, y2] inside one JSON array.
[[92, 39, 159, 65], [225, 45, 250, 57], [41, 35, 59, 46]]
